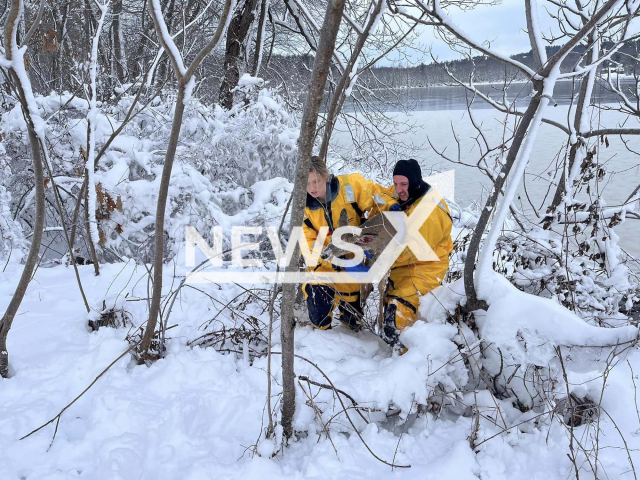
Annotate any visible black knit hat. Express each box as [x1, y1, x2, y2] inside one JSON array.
[[393, 159, 423, 189], [392, 159, 429, 204]]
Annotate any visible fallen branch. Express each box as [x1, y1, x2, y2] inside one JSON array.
[[298, 375, 370, 425], [20, 342, 138, 446], [271, 351, 410, 469]]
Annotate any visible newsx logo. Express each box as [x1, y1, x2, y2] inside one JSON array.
[[185, 171, 454, 285]]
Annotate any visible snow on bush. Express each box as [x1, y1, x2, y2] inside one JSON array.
[[491, 224, 639, 328], [416, 274, 638, 414], [0, 80, 298, 261], [0, 192, 24, 261], [0, 144, 26, 261]]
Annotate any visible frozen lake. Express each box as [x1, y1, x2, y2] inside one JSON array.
[[334, 82, 640, 258]]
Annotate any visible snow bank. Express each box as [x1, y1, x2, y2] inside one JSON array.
[[478, 272, 638, 371], [1, 253, 639, 478]]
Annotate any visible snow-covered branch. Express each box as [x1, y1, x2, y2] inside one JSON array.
[[285, 0, 346, 72], [525, 0, 548, 68], [1, 0, 47, 378], [86, 1, 110, 249], [405, 0, 538, 78]]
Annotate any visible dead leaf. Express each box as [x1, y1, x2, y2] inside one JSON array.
[[106, 193, 116, 213], [43, 29, 59, 52], [98, 229, 107, 245], [116, 195, 123, 213], [96, 182, 104, 203]]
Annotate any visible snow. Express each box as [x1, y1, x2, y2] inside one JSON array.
[[578, 39, 599, 134], [475, 79, 554, 296], [478, 273, 638, 369], [2, 11, 640, 474], [2, 256, 640, 478], [7, 1, 47, 145], [369, 0, 386, 33], [0, 85, 299, 260], [344, 74, 358, 98], [86, 1, 111, 247], [150, 0, 187, 76], [0, 185, 26, 260], [527, 0, 547, 66], [1, 81, 639, 475], [238, 73, 264, 88], [344, 11, 365, 36]]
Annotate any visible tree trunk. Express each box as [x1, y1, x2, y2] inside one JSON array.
[[140, 0, 234, 357], [84, 179, 100, 274], [250, 0, 268, 77], [132, 1, 152, 78], [463, 82, 542, 311], [1, 0, 46, 378], [139, 85, 186, 355], [280, 0, 347, 440], [54, 1, 71, 92], [83, 0, 97, 46], [547, 31, 598, 215], [156, 0, 177, 84], [0, 85, 45, 378], [112, 0, 125, 82], [219, 0, 259, 110]]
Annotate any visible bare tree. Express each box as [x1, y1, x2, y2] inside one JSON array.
[[111, 0, 126, 82], [317, 0, 385, 161], [219, 0, 259, 109], [280, 0, 347, 440], [0, 0, 46, 378], [139, 0, 235, 357], [394, 0, 640, 309], [85, 0, 111, 275], [251, 0, 269, 76]]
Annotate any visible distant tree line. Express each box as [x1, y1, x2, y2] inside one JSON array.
[[263, 40, 640, 94]]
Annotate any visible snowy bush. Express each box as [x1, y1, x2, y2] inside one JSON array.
[[0, 190, 25, 261], [0, 144, 26, 261], [416, 274, 638, 416], [490, 223, 639, 328], [0, 80, 298, 262]]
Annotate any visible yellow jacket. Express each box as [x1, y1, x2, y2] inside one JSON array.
[[382, 185, 454, 270], [303, 173, 394, 267]]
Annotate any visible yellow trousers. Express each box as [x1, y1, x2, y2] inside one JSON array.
[[382, 260, 449, 346]]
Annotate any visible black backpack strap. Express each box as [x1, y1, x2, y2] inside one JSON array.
[[304, 217, 316, 231]]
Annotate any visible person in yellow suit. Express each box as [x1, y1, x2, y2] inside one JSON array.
[[303, 156, 394, 331], [380, 159, 454, 349]]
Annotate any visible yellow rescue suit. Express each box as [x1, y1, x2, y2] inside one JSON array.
[[380, 186, 454, 346], [302, 173, 393, 330]]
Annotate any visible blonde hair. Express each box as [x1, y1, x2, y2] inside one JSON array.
[[309, 155, 330, 180]]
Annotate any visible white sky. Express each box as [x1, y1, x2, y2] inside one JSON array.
[[380, 0, 559, 65]]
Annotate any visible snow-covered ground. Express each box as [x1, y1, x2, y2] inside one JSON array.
[[2, 251, 640, 479]]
